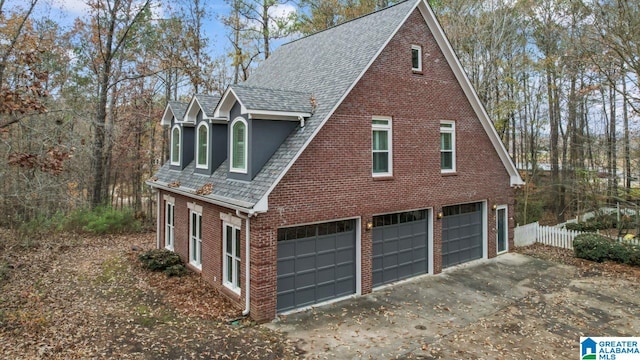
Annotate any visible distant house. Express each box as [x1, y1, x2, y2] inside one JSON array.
[[147, 0, 524, 322]]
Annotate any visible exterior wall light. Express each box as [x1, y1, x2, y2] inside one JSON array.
[[366, 221, 373, 230], [436, 212, 443, 219]]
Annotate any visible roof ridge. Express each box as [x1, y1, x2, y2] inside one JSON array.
[[284, 0, 413, 47]]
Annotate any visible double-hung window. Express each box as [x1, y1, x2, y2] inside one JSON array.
[[165, 200, 174, 250], [196, 122, 209, 168], [440, 121, 456, 172], [372, 117, 392, 176], [189, 207, 202, 269], [170, 125, 181, 165], [411, 45, 422, 72], [223, 223, 241, 293], [230, 118, 248, 173]]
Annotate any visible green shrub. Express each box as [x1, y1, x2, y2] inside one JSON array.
[[608, 242, 632, 264], [164, 264, 188, 277], [138, 249, 186, 276], [574, 233, 640, 267], [573, 234, 613, 263], [63, 206, 141, 234]]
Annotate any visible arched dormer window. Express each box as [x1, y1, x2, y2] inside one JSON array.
[[230, 117, 248, 173], [171, 125, 181, 165], [196, 122, 209, 169]]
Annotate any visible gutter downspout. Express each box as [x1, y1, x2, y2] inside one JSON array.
[[236, 209, 255, 316]]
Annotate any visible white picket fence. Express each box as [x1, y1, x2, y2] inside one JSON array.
[[514, 221, 640, 250]]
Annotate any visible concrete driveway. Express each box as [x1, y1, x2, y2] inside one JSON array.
[[266, 253, 640, 359]]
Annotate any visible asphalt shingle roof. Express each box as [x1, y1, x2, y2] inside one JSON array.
[[230, 84, 313, 114], [151, 0, 417, 209], [167, 101, 188, 120], [194, 94, 221, 118]]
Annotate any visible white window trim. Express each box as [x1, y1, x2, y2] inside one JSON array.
[[196, 122, 210, 169], [412, 45, 422, 72], [222, 221, 241, 294], [440, 120, 456, 173], [164, 199, 175, 251], [170, 125, 181, 166], [496, 205, 509, 254], [230, 117, 248, 174], [372, 116, 393, 177], [189, 207, 202, 270]]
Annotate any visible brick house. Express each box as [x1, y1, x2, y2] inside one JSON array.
[[147, 0, 524, 322]]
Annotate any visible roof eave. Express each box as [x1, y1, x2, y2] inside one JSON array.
[[214, 87, 239, 119], [160, 106, 174, 126], [183, 95, 205, 124], [246, 110, 311, 120], [146, 180, 259, 212]]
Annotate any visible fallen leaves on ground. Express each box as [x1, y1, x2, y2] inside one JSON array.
[[0, 230, 299, 359]]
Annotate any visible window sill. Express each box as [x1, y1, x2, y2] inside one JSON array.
[[165, 245, 174, 252], [223, 283, 241, 296], [441, 171, 457, 177], [412, 70, 424, 75], [373, 175, 394, 181], [188, 262, 202, 272]]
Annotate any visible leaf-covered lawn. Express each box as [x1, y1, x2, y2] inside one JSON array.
[[0, 230, 300, 359]]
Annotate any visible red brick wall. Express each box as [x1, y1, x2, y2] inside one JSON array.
[[156, 8, 517, 322], [249, 8, 516, 321], [158, 189, 245, 311]]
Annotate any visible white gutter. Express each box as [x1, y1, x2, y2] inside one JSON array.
[[235, 209, 256, 316], [156, 191, 161, 248]]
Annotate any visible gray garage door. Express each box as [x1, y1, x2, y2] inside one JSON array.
[[372, 210, 428, 287], [277, 220, 356, 312], [442, 203, 483, 268]]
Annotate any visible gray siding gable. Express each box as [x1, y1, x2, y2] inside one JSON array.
[[252, 120, 297, 178]]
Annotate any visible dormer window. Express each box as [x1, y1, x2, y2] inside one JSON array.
[[196, 122, 209, 169], [171, 125, 181, 165], [411, 45, 422, 72], [230, 117, 248, 173]]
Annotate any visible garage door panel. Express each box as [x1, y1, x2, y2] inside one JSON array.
[[383, 240, 398, 253], [278, 258, 296, 274], [442, 203, 483, 268], [279, 241, 296, 257], [295, 255, 316, 272], [297, 238, 316, 255], [335, 232, 353, 244], [317, 267, 335, 283], [296, 288, 316, 307], [336, 248, 354, 263], [278, 276, 294, 290], [335, 279, 353, 295], [316, 235, 336, 252], [295, 271, 315, 288], [277, 220, 356, 312], [372, 210, 428, 287], [317, 252, 335, 267]]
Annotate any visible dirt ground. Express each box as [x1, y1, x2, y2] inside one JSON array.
[[0, 230, 299, 359]]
